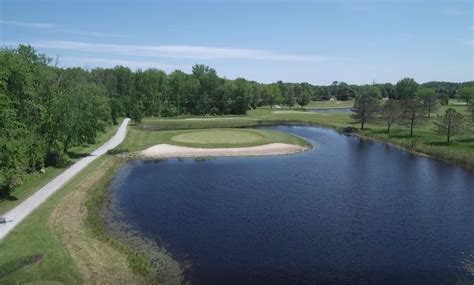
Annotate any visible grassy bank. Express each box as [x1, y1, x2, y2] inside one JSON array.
[[0, 156, 147, 284], [0, 122, 121, 215]]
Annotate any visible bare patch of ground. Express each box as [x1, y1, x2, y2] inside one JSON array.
[[140, 143, 307, 158], [48, 158, 141, 284]]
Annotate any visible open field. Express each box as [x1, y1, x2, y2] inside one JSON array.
[[0, 122, 121, 215]]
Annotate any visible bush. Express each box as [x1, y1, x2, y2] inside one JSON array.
[[342, 126, 358, 133], [45, 150, 70, 168], [106, 148, 129, 155]]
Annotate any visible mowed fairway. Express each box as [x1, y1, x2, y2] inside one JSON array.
[[171, 130, 263, 144]]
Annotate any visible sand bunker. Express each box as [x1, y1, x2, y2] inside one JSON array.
[[140, 143, 307, 158]]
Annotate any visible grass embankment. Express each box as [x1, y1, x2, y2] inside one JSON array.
[[140, 100, 474, 169], [119, 128, 310, 151], [0, 156, 149, 284], [0, 123, 121, 215]]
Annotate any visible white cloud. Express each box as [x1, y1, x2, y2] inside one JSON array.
[[0, 19, 131, 38], [59, 56, 187, 71], [0, 20, 57, 29], [9, 40, 329, 63]]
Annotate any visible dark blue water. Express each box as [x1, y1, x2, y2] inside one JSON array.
[[308, 108, 352, 113], [109, 126, 474, 285]]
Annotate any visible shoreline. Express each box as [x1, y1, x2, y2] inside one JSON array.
[[140, 143, 309, 159]]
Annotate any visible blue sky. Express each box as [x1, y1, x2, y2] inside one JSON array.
[[1, 0, 473, 84]]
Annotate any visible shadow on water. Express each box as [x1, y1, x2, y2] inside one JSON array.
[[106, 125, 474, 285]]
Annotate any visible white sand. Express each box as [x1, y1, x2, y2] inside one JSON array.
[[140, 143, 307, 158]]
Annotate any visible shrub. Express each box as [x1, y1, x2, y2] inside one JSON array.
[[106, 148, 129, 155]]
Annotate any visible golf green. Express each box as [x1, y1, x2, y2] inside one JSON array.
[[171, 130, 264, 144]]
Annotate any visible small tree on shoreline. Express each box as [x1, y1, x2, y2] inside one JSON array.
[[351, 86, 380, 130], [380, 99, 401, 133], [435, 108, 464, 144]]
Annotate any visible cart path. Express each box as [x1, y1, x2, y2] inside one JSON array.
[[0, 118, 130, 240]]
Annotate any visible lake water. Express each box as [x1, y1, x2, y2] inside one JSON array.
[[107, 126, 474, 285], [308, 108, 352, 113]]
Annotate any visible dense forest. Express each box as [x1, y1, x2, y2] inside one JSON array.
[[1, 44, 473, 195]]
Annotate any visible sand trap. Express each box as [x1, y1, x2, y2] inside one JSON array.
[[140, 143, 307, 158]]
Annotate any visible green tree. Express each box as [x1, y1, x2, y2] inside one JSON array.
[[435, 108, 464, 143], [417, 88, 439, 118], [395, 78, 419, 100], [296, 83, 311, 109], [0, 94, 28, 196], [380, 99, 401, 133], [350, 86, 380, 129], [262, 84, 281, 108], [396, 78, 423, 137], [459, 86, 474, 104], [467, 103, 474, 122], [283, 86, 296, 109]]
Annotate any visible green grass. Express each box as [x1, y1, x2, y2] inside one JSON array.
[[0, 122, 121, 215], [305, 99, 354, 108], [119, 128, 310, 151], [138, 102, 474, 168], [171, 129, 263, 144], [140, 116, 260, 130], [0, 156, 105, 284]]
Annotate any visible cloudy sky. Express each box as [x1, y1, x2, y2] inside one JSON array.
[[1, 0, 473, 84]]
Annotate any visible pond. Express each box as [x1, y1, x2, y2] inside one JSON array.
[[107, 126, 474, 285]]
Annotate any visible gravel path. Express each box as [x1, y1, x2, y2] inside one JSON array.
[[0, 118, 130, 240]]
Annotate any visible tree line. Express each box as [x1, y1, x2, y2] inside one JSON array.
[[1, 45, 473, 195], [351, 78, 474, 143]]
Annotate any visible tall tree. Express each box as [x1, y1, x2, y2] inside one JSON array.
[[459, 86, 474, 104], [418, 88, 439, 118], [296, 83, 311, 109], [0, 94, 28, 196], [435, 108, 464, 143], [468, 103, 474, 122], [350, 86, 380, 129], [380, 99, 401, 133], [395, 77, 418, 100], [283, 86, 296, 109], [396, 78, 423, 137]]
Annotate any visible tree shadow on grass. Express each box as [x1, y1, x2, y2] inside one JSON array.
[[66, 151, 90, 160], [426, 141, 449, 147], [457, 138, 474, 144], [0, 188, 18, 202], [389, 133, 413, 139]]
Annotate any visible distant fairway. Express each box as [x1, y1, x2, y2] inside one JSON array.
[[171, 130, 263, 144]]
